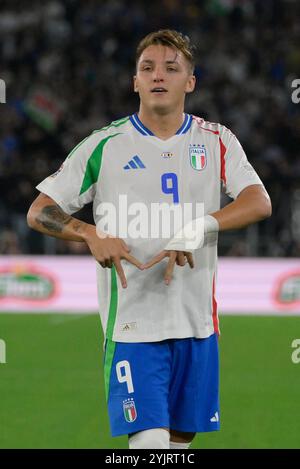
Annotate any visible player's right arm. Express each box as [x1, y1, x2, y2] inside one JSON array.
[[27, 193, 91, 241], [27, 193, 143, 288]]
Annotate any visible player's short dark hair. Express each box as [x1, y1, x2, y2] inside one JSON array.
[[136, 29, 196, 73]]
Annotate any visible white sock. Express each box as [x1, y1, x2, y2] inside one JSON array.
[[169, 440, 191, 449], [129, 428, 170, 449]]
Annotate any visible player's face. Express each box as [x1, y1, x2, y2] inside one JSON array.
[[134, 45, 196, 114]]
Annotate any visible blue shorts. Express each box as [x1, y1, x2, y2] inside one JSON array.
[[104, 334, 220, 437]]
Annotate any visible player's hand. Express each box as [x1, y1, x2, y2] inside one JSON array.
[[84, 227, 143, 288], [142, 250, 194, 285]]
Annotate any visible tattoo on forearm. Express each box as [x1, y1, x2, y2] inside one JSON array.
[[36, 205, 72, 233], [72, 221, 83, 233]]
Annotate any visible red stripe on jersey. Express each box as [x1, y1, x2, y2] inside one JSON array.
[[192, 116, 220, 135], [212, 274, 220, 335], [193, 116, 227, 184], [219, 137, 227, 185]]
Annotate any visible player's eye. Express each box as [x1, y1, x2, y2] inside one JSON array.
[[167, 67, 177, 72]]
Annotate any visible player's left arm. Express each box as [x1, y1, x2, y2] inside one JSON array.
[[154, 183, 271, 255], [213, 127, 272, 230], [211, 183, 271, 230]]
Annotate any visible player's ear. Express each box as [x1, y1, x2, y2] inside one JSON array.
[[185, 75, 196, 94], [133, 76, 138, 93]]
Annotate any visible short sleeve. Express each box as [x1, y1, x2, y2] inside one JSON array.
[[36, 134, 100, 214], [220, 128, 264, 200]]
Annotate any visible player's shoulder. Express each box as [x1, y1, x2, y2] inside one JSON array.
[[78, 116, 130, 147], [66, 116, 130, 161], [191, 115, 236, 141], [91, 115, 131, 140]]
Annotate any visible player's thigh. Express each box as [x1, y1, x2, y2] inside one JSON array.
[[169, 334, 220, 433], [104, 339, 172, 436]]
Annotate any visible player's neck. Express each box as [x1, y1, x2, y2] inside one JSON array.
[[137, 107, 185, 140]]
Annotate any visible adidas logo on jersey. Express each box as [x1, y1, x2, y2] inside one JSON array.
[[121, 322, 137, 332], [210, 412, 219, 423], [124, 155, 146, 170]]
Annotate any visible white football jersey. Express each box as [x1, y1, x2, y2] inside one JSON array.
[[37, 113, 264, 342]]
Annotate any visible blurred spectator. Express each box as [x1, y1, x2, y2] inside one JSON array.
[[0, 0, 299, 256], [0, 229, 21, 254]]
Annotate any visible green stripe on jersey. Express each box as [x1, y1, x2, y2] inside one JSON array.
[[104, 266, 118, 400], [106, 266, 118, 340], [79, 133, 121, 195], [67, 118, 128, 160]]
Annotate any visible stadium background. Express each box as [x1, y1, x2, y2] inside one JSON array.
[[0, 0, 300, 448]]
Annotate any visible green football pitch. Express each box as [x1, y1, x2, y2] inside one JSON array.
[[0, 313, 299, 449]]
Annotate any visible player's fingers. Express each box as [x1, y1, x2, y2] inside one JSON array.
[[105, 259, 113, 268], [98, 255, 112, 269], [176, 251, 186, 267], [113, 258, 127, 288], [164, 251, 177, 285], [142, 251, 167, 269], [185, 252, 194, 268], [123, 253, 144, 270]]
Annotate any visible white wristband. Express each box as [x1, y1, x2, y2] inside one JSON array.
[[165, 215, 219, 252], [204, 214, 219, 234]]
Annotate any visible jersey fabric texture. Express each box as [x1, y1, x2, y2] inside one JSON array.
[[105, 334, 220, 437], [36, 113, 264, 343]]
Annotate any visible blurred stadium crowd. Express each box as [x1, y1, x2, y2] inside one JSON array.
[[0, 0, 299, 256]]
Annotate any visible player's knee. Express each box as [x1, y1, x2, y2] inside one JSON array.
[[128, 428, 170, 449]]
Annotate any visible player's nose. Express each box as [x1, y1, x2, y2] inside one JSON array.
[[152, 67, 165, 82]]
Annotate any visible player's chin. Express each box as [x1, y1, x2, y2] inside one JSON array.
[[150, 101, 172, 114]]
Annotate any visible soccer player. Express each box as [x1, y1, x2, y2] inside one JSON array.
[[27, 30, 272, 449]]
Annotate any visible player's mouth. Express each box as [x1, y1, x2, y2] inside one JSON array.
[[151, 87, 168, 93]]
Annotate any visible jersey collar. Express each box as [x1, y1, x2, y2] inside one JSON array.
[[130, 113, 192, 137]]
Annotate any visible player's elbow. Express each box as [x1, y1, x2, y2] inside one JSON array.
[[26, 207, 35, 230], [247, 185, 272, 221], [264, 198, 272, 219], [257, 193, 272, 220], [27, 203, 39, 230]]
